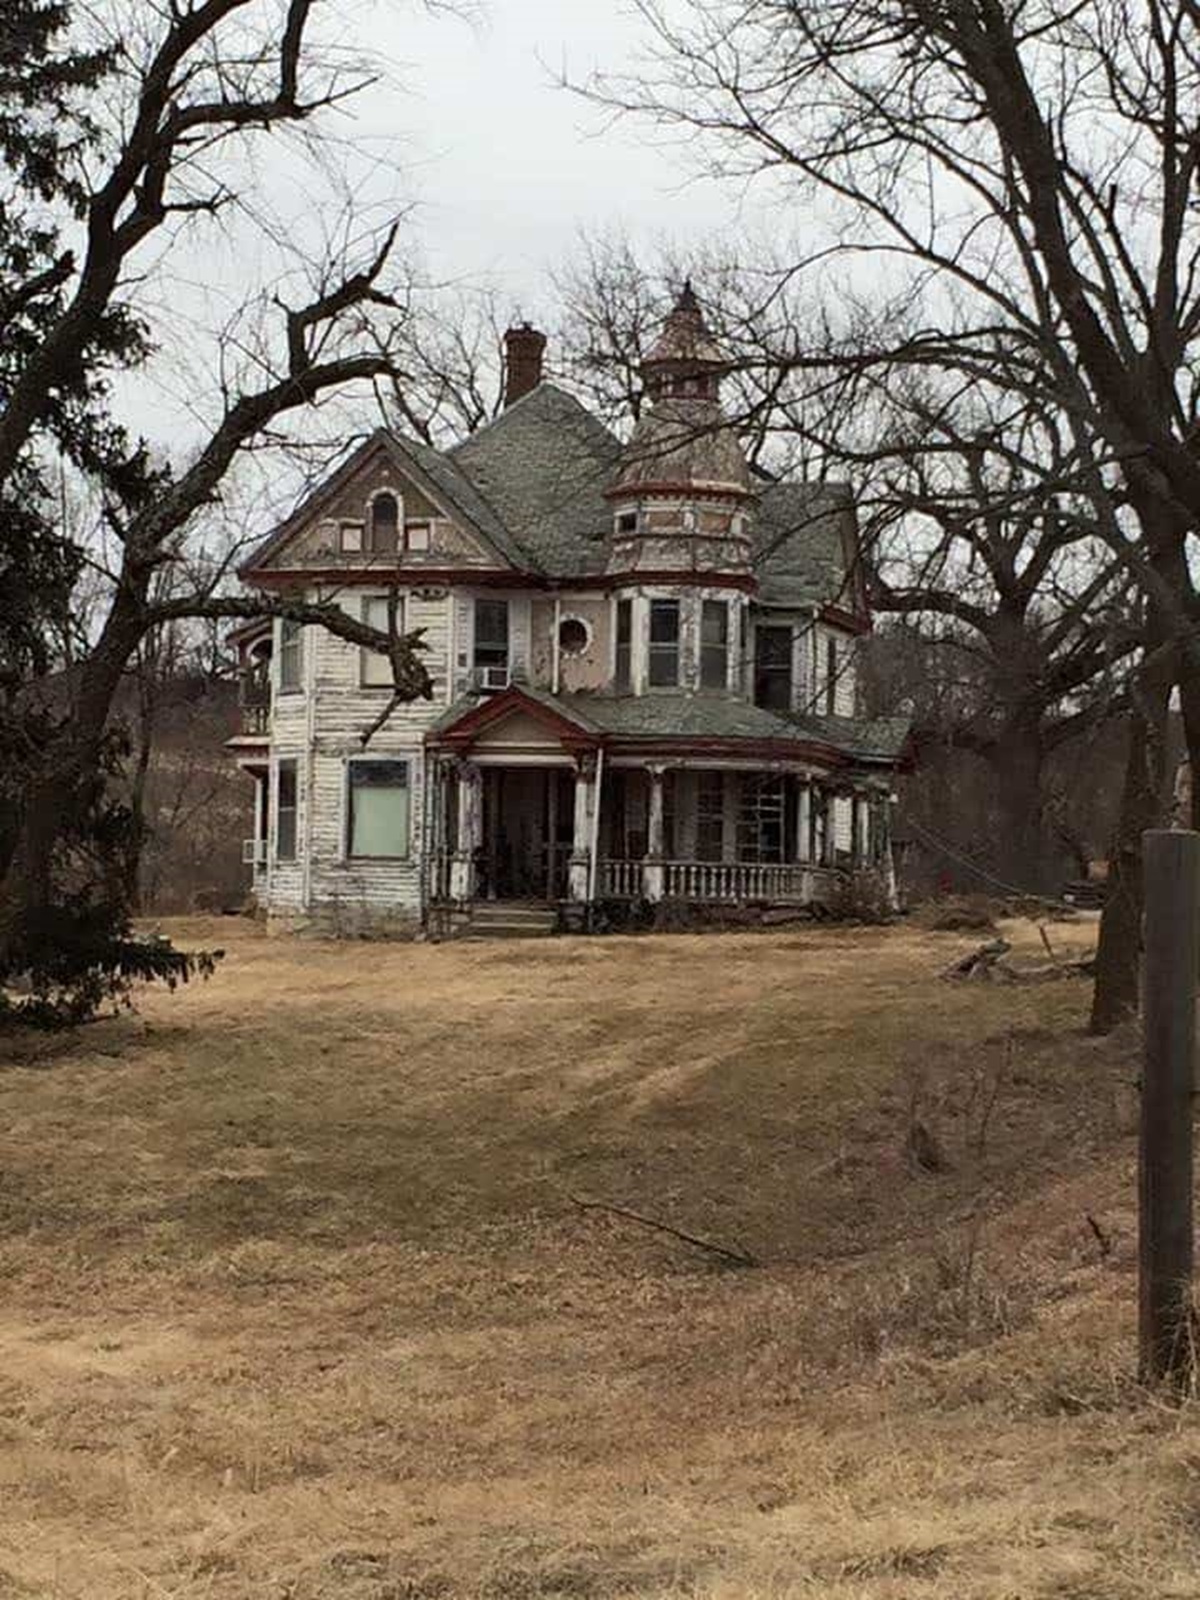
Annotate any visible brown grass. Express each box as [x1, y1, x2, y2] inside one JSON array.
[[0, 914, 1192, 1599]]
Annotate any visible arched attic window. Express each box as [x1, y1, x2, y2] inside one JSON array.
[[369, 492, 400, 554]]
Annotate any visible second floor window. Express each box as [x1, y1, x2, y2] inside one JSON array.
[[614, 598, 632, 691], [276, 760, 298, 861], [474, 598, 509, 672], [278, 618, 303, 691], [754, 625, 792, 712], [361, 595, 397, 688], [700, 600, 729, 690], [825, 634, 839, 714], [369, 492, 400, 554], [648, 599, 680, 687]]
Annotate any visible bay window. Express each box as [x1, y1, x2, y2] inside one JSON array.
[[648, 599, 680, 687], [700, 600, 729, 689]]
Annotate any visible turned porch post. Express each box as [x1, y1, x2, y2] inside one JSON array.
[[823, 788, 839, 868], [796, 780, 812, 864], [449, 760, 482, 901], [569, 752, 597, 901], [644, 764, 666, 902]]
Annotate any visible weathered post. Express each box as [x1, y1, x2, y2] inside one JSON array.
[[1140, 828, 1199, 1391]]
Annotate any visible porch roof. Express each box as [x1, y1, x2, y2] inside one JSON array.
[[429, 685, 910, 768]]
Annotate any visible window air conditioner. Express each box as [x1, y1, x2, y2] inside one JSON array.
[[476, 665, 511, 692]]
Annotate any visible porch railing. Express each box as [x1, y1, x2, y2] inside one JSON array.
[[598, 859, 840, 903]]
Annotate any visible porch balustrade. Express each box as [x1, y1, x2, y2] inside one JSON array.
[[597, 858, 841, 904]]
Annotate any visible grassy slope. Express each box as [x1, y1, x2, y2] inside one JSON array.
[[0, 917, 1193, 1599]]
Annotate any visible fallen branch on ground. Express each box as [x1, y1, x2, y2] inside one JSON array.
[[942, 940, 1095, 983], [566, 1192, 758, 1267]]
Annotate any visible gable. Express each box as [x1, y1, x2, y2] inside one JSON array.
[[241, 433, 519, 578]]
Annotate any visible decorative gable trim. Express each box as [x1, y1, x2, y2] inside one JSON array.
[[428, 686, 603, 755], [238, 430, 525, 579]]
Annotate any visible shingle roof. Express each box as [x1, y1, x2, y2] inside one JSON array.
[[449, 383, 623, 576], [754, 482, 856, 609]]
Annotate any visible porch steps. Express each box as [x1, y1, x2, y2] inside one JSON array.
[[462, 902, 559, 940]]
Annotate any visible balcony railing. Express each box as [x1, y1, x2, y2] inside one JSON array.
[[239, 661, 271, 736]]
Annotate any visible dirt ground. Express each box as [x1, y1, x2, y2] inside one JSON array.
[[0, 915, 1194, 1599]]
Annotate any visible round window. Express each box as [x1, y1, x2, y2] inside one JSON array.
[[558, 616, 590, 656]]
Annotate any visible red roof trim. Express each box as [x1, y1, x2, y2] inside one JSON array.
[[820, 602, 872, 636], [246, 567, 758, 594], [426, 686, 603, 753]]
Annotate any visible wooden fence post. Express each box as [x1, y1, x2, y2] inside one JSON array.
[[1140, 829, 1199, 1391]]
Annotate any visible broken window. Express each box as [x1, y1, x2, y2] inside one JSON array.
[[754, 625, 792, 711], [825, 634, 838, 714], [360, 594, 397, 688], [696, 772, 725, 861], [737, 774, 787, 863]]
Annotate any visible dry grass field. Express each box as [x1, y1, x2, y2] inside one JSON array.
[[0, 915, 1195, 1599]]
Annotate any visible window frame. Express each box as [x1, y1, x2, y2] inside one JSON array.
[[614, 597, 632, 692], [647, 598, 681, 688], [346, 757, 412, 861], [700, 599, 730, 691], [473, 597, 510, 674], [278, 618, 304, 693], [753, 623, 792, 712], [275, 758, 298, 862], [360, 593, 399, 690], [368, 491, 402, 555]]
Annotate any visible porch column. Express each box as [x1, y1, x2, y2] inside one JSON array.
[[796, 780, 812, 864], [880, 794, 900, 910], [449, 760, 482, 902], [854, 791, 872, 868], [822, 787, 839, 868], [569, 752, 597, 901], [644, 764, 666, 902]]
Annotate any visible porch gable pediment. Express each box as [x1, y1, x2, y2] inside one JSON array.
[[430, 687, 601, 755]]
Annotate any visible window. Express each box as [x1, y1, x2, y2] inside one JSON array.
[[348, 760, 410, 858], [278, 618, 303, 691], [754, 624, 792, 711], [615, 510, 639, 535], [696, 773, 725, 861], [614, 598, 632, 692], [406, 520, 431, 552], [700, 600, 729, 690], [276, 760, 298, 861], [369, 492, 400, 554], [474, 598, 509, 671], [648, 599, 680, 687], [737, 774, 787, 864], [360, 594, 397, 688], [340, 520, 364, 553], [825, 634, 838, 714], [558, 616, 589, 656]]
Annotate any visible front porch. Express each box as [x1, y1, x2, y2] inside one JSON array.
[[428, 756, 894, 918]]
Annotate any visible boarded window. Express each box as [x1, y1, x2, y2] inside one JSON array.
[[614, 598, 632, 691], [278, 618, 303, 691], [360, 595, 397, 688], [370, 493, 400, 554], [276, 760, 298, 861], [406, 520, 431, 552], [474, 599, 509, 671], [700, 600, 729, 690], [696, 772, 725, 861], [348, 760, 410, 858], [648, 599, 680, 687], [754, 625, 791, 711]]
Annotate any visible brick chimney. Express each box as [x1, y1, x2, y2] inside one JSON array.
[[503, 323, 546, 408]]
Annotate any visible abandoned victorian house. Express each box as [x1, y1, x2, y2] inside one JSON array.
[[228, 288, 910, 935]]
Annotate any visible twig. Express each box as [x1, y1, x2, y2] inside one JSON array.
[[566, 1192, 758, 1267], [1085, 1211, 1113, 1258], [1038, 922, 1061, 966]]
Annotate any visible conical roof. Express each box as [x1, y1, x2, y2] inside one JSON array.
[[643, 281, 728, 373]]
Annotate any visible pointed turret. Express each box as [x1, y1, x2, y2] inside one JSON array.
[[606, 283, 752, 574]]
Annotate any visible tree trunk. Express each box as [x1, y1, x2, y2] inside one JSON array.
[[988, 718, 1050, 894], [1090, 668, 1172, 1035]]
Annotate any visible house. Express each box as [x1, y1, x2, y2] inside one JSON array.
[[227, 287, 910, 935]]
